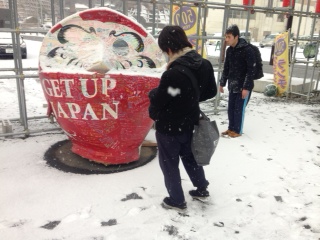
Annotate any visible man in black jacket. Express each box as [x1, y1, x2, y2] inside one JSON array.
[[148, 25, 217, 211], [219, 24, 256, 138]]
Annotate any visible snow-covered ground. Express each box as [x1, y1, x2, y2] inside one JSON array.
[[0, 40, 320, 239]]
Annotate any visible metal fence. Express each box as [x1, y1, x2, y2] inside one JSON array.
[[0, 0, 319, 138]]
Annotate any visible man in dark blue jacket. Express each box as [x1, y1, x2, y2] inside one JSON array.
[[219, 24, 256, 138], [148, 25, 217, 211]]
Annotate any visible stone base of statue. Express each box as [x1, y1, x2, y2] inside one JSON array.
[[44, 140, 157, 174]]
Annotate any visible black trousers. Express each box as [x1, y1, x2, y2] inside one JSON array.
[[156, 131, 209, 204], [228, 91, 249, 134]]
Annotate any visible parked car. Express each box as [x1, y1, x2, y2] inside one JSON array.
[[260, 33, 295, 48], [259, 33, 277, 48], [41, 23, 52, 30], [240, 30, 252, 43], [297, 34, 319, 49], [0, 32, 27, 59]]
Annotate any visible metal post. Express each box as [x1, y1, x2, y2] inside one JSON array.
[[286, 0, 294, 31], [59, 0, 65, 20], [178, 1, 183, 27], [137, 0, 141, 24], [306, 29, 320, 102], [245, 1, 251, 43], [38, 0, 43, 25], [11, 0, 29, 133], [201, 0, 208, 57], [51, 0, 55, 25], [213, 0, 230, 114], [315, 70, 320, 92], [9, 1, 21, 122], [285, 1, 294, 98], [195, 3, 202, 53], [151, 0, 157, 35], [169, 0, 173, 25], [300, 16, 318, 96], [287, 0, 305, 100], [88, 0, 93, 9], [123, 0, 127, 15]]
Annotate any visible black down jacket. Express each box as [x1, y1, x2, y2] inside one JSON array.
[[148, 50, 217, 135], [220, 38, 256, 92]]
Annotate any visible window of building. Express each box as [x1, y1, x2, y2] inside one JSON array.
[[277, 14, 284, 22], [229, 10, 256, 20]]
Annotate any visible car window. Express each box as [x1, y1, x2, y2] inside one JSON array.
[[240, 32, 251, 37], [262, 34, 275, 40]]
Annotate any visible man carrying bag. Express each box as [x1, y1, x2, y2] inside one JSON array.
[[175, 66, 220, 167], [148, 25, 217, 211]]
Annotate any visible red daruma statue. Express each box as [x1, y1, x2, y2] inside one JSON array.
[[39, 8, 165, 164]]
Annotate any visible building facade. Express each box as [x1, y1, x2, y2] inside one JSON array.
[[205, 0, 320, 41], [1, 0, 319, 41]]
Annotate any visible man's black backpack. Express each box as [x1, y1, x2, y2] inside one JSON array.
[[248, 43, 264, 80]]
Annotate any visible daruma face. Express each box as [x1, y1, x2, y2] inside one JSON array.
[[39, 8, 165, 164]]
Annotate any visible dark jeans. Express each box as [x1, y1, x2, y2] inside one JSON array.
[[156, 131, 209, 204], [228, 91, 250, 134]]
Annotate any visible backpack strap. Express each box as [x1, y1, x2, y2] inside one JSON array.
[[173, 65, 200, 100]]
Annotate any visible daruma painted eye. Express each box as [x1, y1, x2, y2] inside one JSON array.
[[113, 39, 129, 56], [39, 7, 166, 165]]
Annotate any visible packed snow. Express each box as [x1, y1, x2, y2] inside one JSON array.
[[0, 40, 319, 240]]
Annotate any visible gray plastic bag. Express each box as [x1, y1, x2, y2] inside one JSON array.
[[191, 111, 220, 166]]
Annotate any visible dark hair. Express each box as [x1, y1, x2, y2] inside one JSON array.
[[158, 25, 192, 54], [225, 24, 240, 38]]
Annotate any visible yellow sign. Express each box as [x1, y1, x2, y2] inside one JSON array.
[[273, 32, 289, 95], [171, 5, 206, 57]]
